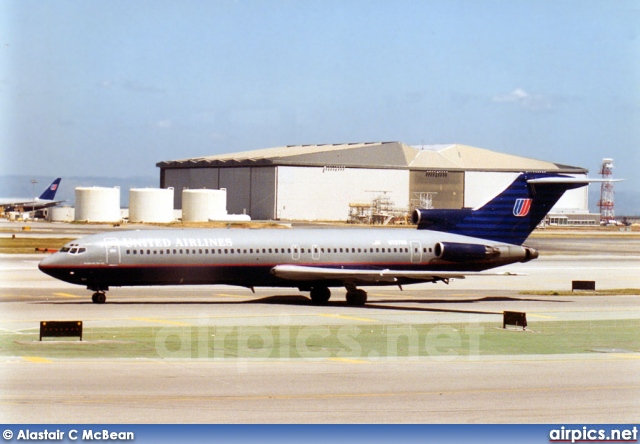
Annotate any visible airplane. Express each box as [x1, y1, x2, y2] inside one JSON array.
[[38, 173, 606, 305], [0, 178, 63, 212]]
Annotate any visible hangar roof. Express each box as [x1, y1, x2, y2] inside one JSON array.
[[157, 142, 586, 173]]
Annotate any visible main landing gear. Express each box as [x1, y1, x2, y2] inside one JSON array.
[[308, 285, 368, 307], [309, 286, 331, 305], [345, 283, 367, 306]]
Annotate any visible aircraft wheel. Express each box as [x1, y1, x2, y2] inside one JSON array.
[[309, 287, 331, 305], [91, 292, 106, 304], [346, 289, 367, 306]]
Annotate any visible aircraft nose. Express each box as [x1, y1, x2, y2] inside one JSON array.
[[39, 255, 51, 270], [38, 253, 62, 275], [38, 252, 76, 283]]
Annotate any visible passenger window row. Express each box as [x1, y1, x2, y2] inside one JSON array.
[[125, 248, 298, 256], [123, 246, 431, 256]]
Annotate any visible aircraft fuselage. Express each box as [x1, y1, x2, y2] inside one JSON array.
[[38, 227, 536, 292]]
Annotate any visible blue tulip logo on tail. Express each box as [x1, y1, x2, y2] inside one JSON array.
[[513, 198, 532, 217]]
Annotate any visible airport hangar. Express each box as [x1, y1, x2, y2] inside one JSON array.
[[157, 142, 595, 223]]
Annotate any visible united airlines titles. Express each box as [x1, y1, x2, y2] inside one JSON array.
[[120, 237, 233, 249]]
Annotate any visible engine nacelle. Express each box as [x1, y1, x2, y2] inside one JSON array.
[[495, 245, 539, 262], [434, 242, 500, 262], [412, 208, 472, 229]]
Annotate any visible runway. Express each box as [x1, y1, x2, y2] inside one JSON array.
[[0, 232, 639, 423]]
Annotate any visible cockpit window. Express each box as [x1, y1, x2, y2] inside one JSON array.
[[62, 243, 78, 253], [67, 247, 87, 255]]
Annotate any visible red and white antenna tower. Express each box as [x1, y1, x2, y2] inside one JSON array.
[[597, 158, 615, 225]]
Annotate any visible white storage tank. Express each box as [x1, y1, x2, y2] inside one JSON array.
[[75, 187, 121, 222], [47, 206, 75, 222], [210, 188, 227, 217], [129, 188, 174, 223], [182, 189, 228, 222]]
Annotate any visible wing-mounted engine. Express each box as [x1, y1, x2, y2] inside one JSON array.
[[433, 242, 500, 262]]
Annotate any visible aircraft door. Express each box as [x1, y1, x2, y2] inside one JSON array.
[[291, 245, 301, 261], [312, 244, 320, 261], [105, 238, 121, 265], [410, 240, 422, 263]]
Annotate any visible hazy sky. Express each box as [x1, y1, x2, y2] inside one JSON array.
[[1, 1, 639, 197]]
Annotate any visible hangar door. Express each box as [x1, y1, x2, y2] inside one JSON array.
[[409, 171, 464, 209]]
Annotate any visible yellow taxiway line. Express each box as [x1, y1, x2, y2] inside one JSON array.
[[22, 356, 53, 364], [128, 317, 192, 326], [52, 292, 82, 298], [317, 313, 378, 323]]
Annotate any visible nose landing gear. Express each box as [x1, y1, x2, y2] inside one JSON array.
[[91, 292, 106, 304], [88, 286, 108, 304]]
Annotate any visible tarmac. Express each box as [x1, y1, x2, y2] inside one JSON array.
[[0, 222, 638, 423]]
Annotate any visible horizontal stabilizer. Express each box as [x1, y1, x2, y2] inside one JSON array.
[[528, 177, 623, 184]]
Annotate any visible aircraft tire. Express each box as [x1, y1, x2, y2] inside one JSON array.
[[91, 292, 106, 304], [346, 289, 367, 306], [309, 287, 331, 305]]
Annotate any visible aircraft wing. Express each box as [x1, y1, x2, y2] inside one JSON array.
[[271, 265, 521, 285], [0, 199, 64, 211], [35, 200, 65, 209], [0, 198, 30, 207]]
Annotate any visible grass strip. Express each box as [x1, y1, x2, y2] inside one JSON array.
[[2, 319, 638, 360], [520, 289, 640, 296], [0, 238, 76, 254]]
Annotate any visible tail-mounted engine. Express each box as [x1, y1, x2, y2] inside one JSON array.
[[433, 242, 500, 262], [433, 242, 538, 263]]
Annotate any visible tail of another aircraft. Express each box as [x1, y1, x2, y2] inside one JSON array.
[[38, 178, 62, 201], [412, 173, 596, 245]]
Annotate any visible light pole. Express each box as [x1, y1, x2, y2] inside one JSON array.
[[30, 179, 38, 217]]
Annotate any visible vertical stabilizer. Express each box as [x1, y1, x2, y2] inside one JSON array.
[[413, 173, 590, 245], [38, 178, 62, 201]]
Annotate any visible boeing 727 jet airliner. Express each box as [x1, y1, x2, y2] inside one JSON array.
[[39, 173, 602, 304]]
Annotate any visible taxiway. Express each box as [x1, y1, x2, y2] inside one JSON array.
[[0, 230, 638, 423]]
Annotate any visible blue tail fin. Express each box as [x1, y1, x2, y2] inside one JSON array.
[[412, 173, 589, 245], [38, 178, 62, 200]]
